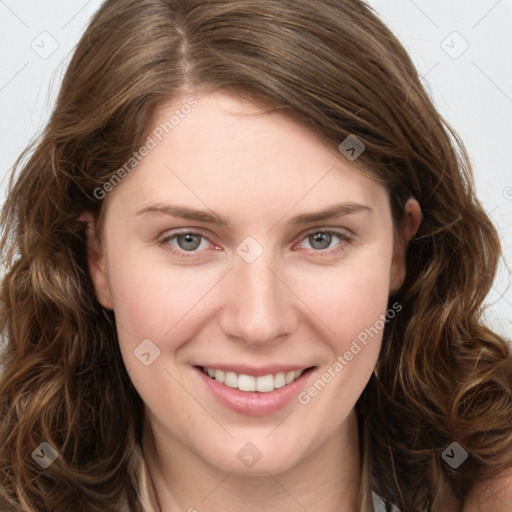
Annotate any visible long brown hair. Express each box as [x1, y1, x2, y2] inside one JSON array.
[[1, 0, 511, 511]]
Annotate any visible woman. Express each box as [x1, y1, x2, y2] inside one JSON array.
[[1, 0, 511, 511]]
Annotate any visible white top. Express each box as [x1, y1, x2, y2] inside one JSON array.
[[372, 491, 401, 512]]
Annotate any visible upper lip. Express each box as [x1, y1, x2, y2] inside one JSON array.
[[196, 364, 315, 377]]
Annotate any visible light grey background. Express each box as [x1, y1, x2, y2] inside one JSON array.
[[1, 0, 511, 339]]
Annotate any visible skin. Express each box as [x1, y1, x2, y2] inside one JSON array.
[[84, 91, 422, 512], [463, 469, 512, 512]]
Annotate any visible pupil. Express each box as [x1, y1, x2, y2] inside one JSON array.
[[310, 232, 332, 250], [178, 234, 201, 251]]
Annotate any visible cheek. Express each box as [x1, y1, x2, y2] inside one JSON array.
[[292, 250, 393, 348], [104, 252, 210, 405], [292, 259, 392, 430], [336, 269, 391, 343], [106, 248, 215, 340]]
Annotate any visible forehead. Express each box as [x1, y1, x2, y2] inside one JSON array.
[[102, 91, 391, 225]]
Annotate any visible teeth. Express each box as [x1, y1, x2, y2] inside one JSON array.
[[202, 367, 306, 392], [238, 374, 256, 392], [285, 371, 296, 384], [274, 372, 286, 389], [224, 371, 238, 388], [256, 374, 274, 392]]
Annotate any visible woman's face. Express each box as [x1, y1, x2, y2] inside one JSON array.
[[87, 91, 411, 475]]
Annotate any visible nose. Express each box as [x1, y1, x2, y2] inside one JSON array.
[[218, 250, 297, 348]]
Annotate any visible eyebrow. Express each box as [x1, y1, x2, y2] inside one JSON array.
[[135, 201, 371, 228]]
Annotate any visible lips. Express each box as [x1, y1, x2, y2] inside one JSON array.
[[194, 364, 316, 416]]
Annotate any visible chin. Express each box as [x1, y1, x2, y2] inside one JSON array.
[[198, 439, 306, 476], [215, 456, 299, 477]]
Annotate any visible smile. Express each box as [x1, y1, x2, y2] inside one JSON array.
[[201, 366, 306, 392]]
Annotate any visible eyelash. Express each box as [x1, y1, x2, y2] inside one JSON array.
[[157, 228, 353, 259]]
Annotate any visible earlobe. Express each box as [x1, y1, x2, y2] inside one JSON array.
[[79, 211, 114, 310], [389, 197, 422, 293]]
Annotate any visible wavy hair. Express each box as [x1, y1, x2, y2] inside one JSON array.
[[1, 0, 511, 511]]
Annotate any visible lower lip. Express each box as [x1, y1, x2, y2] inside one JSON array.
[[195, 366, 315, 417]]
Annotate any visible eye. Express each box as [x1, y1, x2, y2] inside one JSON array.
[[297, 229, 353, 253], [157, 227, 353, 259], [173, 232, 207, 251], [158, 230, 213, 257]]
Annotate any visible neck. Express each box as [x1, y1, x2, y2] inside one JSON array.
[[142, 409, 371, 512]]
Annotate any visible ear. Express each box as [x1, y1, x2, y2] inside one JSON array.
[[389, 197, 422, 293], [79, 211, 114, 309]]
